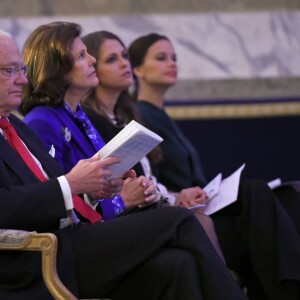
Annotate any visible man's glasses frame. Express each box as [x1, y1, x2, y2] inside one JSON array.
[[0, 65, 28, 77]]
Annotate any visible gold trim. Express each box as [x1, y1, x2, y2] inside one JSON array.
[[166, 102, 300, 120], [0, 232, 77, 300]]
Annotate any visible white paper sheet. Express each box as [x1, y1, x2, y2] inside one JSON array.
[[202, 164, 245, 215]]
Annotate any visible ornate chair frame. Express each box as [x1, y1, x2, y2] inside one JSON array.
[[0, 229, 77, 300]]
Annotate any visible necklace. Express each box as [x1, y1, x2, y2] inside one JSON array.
[[104, 111, 118, 125], [106, 112, 115, 120]]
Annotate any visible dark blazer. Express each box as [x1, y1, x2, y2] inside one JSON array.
[[136, 101, 207, 192], [0, 114, 78, 299], [0, 114, 67, 230]]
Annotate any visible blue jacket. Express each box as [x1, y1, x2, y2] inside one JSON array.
[[24, 105, 96, 173]]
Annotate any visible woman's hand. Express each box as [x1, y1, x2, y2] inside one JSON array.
[[120, 176, 157, 209], [174, 186, 207, 208]]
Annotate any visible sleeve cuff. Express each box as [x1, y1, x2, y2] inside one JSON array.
[[100, 195, 125, 220], [57, 175, 74, 210]]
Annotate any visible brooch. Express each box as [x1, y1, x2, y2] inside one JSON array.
[[61, 127, 72, 142]]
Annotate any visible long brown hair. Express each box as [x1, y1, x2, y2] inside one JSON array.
[[82, 31, 162, 163], [81, 30, 140, 125], [19, 21, 82, 116]]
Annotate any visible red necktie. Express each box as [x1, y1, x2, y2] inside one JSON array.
[[0, 117, 102, 224]]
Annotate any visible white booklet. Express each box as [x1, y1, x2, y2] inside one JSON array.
[[189, 164, 246, 215], [97, 120, 163, 179]]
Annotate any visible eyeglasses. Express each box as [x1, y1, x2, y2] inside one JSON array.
[[0, 65, 28, 77]]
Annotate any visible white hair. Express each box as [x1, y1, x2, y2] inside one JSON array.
[[0, 29, 12, 39]]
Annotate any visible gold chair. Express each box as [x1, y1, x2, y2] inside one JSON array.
[[0, 229, 77, 300]]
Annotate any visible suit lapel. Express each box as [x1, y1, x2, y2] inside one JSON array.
[[1, 115, 64, 182], [0, 132, 37, 184]]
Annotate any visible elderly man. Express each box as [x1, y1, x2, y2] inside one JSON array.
[[0, 29, 246, 300]]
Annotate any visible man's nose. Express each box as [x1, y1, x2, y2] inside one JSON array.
[[15, 71, 28, 85]]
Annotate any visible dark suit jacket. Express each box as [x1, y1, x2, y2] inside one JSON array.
[[0, 114, 78, 299]]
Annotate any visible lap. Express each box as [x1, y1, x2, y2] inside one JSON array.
[[66, 206, 245, 299], [211, 180, 300, 299], [273, 186, 300, 233], [110, 248, 203, 300], [72, 207, 200, 296]]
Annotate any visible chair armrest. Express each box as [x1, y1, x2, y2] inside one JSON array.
[[0, 229, 35, 247], [0, 229, 77, 300]]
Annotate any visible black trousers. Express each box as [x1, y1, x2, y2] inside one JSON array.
[[212, 179, 300, 300], [64, 206, 246, 300]]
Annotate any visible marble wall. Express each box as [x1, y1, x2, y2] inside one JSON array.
[[1, 0, 300, 16], [1, 1, 300, 118]]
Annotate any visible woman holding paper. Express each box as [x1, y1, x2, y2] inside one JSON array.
[[128, 32, 300, 300], [19, 22, 157, 221]]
